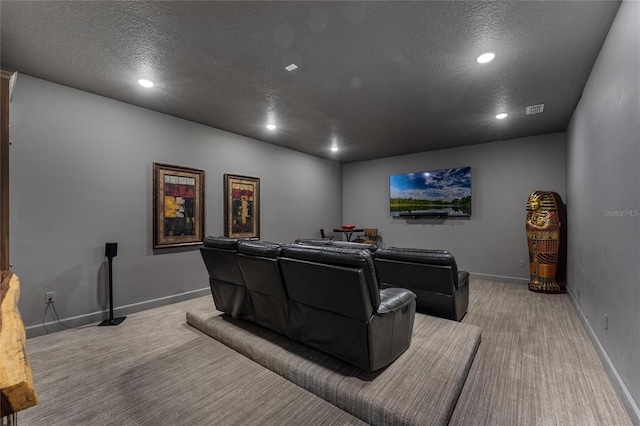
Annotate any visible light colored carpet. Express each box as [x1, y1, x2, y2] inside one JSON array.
[[18, 297, 364, 425], [450, 280, 632, 425], [187, 307, 482, 426], [18, 279, 633, 425]]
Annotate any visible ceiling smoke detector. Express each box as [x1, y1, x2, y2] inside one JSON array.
[[526, 104, 545, 115]]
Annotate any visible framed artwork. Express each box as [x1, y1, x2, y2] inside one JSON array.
[[153, 162, 205, 249], [224, 173, 260, 239]]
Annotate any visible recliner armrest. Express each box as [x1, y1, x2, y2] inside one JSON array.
[[458, 271, 470, 289], [378, 288, 416, 314]]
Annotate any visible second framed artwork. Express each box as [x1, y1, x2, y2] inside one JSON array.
[[153, 162, 205, 249], [224, 173, 260, 239]]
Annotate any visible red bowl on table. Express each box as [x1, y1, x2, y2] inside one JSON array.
[[341, 224, 356, 230]]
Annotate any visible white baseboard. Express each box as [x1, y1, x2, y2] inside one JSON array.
[[470, 272, 529, 285], [26, 287, 210, 338], [567, 287, 640, 425]]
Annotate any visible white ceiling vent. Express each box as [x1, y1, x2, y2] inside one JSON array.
[[526, 104, 545, 115]]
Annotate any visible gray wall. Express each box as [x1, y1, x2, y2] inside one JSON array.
[[567, 0, 640, 419], [343, 133, 567, 281], [10, 75, 342, 336]]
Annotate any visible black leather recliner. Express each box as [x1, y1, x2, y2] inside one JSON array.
[[200, 236, 253, 320], [237, 240, 292, 338], [280, 244, 416, 371], [373, 247, 469, 321]]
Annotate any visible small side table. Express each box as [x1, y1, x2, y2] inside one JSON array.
[[332, 228, 364, 242]]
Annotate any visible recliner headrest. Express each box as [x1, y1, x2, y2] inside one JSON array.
[[293, 238, 333, 246], [283, 244, 374, 269], [238, 240, 282, 257], [203, 236, 242, 250], [330, 240, 378, 252], [374, 247, 456, 267], [293, 238, 377, 252]]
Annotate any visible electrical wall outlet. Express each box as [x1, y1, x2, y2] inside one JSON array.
[[519, 260, 526, 267], [604, 313, 608, 330], [46, 291, 55, 304]]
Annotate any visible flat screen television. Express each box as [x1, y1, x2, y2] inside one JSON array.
[[390, 166, 471, 217]]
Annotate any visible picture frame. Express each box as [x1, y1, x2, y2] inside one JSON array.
[[153, 162, 205, 249], [224, 173, 260, 239]]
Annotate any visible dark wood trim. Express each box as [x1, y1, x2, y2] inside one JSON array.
[[1, 68, 16, 270]]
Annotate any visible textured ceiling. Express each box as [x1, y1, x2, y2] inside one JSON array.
[[0, 1, 621, 163]]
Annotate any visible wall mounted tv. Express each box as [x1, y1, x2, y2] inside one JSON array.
[[390, 166, 471, 217]]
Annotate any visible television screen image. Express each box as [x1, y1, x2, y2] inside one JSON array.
[[390, 166, 471, 217]]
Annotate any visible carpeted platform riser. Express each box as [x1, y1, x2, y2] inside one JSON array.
[[187, 310, 481, 426]]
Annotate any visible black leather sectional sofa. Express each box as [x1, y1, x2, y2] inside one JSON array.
[[200, 236, 417, 372], [294, 239, 470, 321]]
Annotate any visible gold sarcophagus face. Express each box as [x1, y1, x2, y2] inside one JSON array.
[[526, 191, 566, 293]]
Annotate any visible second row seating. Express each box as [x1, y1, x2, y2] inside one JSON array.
[[294, 239, 469, 321]]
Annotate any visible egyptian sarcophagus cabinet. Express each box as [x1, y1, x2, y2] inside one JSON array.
[[526, 191, 567, 293]]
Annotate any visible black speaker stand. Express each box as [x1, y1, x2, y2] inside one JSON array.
[[98, 251, 126, 326]]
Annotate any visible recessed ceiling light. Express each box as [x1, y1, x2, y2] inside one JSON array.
[[138, 78, 154, 88], [266, 123, 277, 130], [331, 146, 338, 152], [285, 63, 298, 72], [477, 52, 496, 64], [495, 113, 508, 119]]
